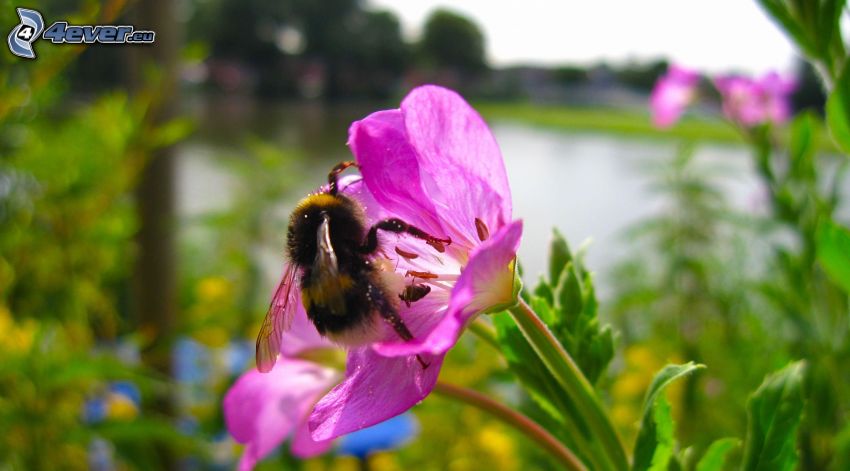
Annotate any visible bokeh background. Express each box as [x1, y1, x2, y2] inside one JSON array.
[[1, 0, 844, 469]]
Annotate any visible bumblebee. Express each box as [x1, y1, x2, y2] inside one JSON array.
[[255, 161, 451, 372]]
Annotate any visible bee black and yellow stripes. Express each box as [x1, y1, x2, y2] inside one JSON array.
[[279, 161, 451, 350]]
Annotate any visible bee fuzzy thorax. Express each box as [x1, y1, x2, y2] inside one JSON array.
[[286, 192, 367, 267], [257, 160, 454, 372]]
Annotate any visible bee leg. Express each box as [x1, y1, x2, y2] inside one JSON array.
[[368, 283, 430, 369], [328, 161, 359, 196], [361, 218, 452, 254]]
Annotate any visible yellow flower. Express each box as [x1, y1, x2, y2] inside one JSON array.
[[105, 393, 139, 421], [192, 326, 230, 348], [0, 306, 37, 353], [476, 425, 518, 470], [196, 276, 232, 303]]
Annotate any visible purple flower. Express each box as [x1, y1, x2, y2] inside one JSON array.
[[714, 72, 796, 127], [225, 304, 340, 470], [224, 357, 338, 471], [650, 65, 700, 128], [306, 85, 522, 440]]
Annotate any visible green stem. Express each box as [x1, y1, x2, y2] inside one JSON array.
[[434, 382, 587, 471], [468, 318, 501, 351], [508, 298, 628, 471]]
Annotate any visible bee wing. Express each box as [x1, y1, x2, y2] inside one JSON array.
[[256, 262, 300, 373]]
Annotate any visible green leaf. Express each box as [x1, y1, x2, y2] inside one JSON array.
[[742, 361, 806, 471], [816, 219, 850, 294], [493, 312, 598, 468], [538, 229, 615, 385], [633, 362, 705, 471], [755, 1, 817, 58], [554, 262, 583, 324], [789, 112, 816, 178], [149, 116, 194, 148], [826, 59, 850, 153], [533, 276, 554, 305], [695, 438, 739, 471], [549, 228, 572, 284], [647, 397, 675, 471]]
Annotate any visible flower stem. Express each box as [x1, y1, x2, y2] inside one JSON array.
[[468, 318, 501, 351], [433, 381, 587, 471], [508, 298, 627, 471]]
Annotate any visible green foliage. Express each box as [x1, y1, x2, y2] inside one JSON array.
[[742, 361, 806, 471], [826, 59, 850, 153], [0, 323, 191, 469], [419, 8, 487, 73], [493, 312, 593, 459], [816, 219, 850, 294], [632, 363, 705, 471], [535, 229, 615, 385], [614, 60, 669, 92], [495, 229, 623, 470], [695, 438, 739, 471], [756, 0, 846, 78]]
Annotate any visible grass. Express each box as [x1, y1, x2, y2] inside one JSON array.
[[476, 102, 743, 144]]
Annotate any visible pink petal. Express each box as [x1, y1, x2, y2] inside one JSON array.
[[338, 175, 391, 224], [667, 65, 699, 84], [650, 81, 691, 128], [401, 85, 512, 246], [224, 359, 336, 469], [279, 301, 333, 357], [650, 65, 699, 128], [372, 220, 523, 357], [348, 109, 445, 236], [291, 418, 334, 458], [309, 348, 443, 441], [714, 75, 781, 126]]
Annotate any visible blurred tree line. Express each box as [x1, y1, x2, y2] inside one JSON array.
[[53, 0, 828, 108], [61, 0, 491, 99]]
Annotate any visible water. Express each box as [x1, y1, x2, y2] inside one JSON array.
[[176, 101, 762, 297]]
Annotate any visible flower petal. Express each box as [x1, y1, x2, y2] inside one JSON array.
[[291, 418, 334, 458], [279, 301, 333, 357], [401, 85, 512, 246], [338, 175, 391, 224], [309, 348, 443, 441], [372, 220, 523, 357], [348, 110, 444, 236], [224, 359, 336, 469], [649, 65, 699, 128]]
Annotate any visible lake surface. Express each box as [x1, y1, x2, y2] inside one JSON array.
[[176, 100, 763, 298]]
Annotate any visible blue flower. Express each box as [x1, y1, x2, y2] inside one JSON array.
[[83, 381, 141, 423], [172, 337, 211, 384], [337, 413, 418, 459]]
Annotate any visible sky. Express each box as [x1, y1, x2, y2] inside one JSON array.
[[369, 0, 799, 75]]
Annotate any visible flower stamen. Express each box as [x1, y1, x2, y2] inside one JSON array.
[[427, 240, 447, 253], [406, 270, 439, 279], [394, 246, 419, 260], [475, 218, 490, 242]]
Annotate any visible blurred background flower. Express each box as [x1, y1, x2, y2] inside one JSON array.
[[337, 413, 419, 460], [649, 64, 700, 128]]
